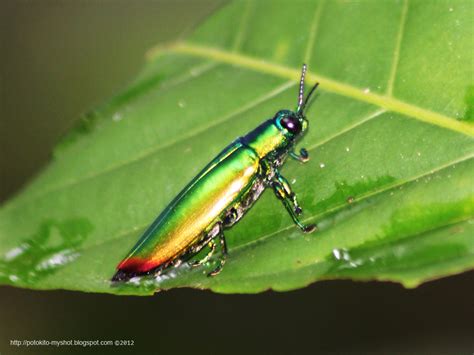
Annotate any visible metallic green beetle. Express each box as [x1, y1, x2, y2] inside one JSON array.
[[112, 64, 319, 282]]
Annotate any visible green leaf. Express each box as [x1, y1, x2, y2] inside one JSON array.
[[1, 0, 473, 295]]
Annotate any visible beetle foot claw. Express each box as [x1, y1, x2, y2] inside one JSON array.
[[290, 148, 309, 163], [303, 224, 317, 233], [190, 260, 202, 268], [299, 148, 309, 162], [207, 260, 225, 277], [207, 268, 221, 277]]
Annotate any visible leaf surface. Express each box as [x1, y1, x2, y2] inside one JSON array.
[[1, 0, 473, 295]]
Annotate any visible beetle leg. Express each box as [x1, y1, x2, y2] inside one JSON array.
[[223, 207, 239, 227], [271, 171, 316, 233], [208, 228, 228, 277], [290, 148, 309, 163], [190, 240, 216, 267]]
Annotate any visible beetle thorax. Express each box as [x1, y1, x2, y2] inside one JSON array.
[[242, 119, 290, 159]]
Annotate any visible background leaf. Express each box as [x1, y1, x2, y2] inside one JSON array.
[[0, 0, 473, 295]]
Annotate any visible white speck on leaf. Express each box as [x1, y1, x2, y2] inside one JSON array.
[[112, 112, 123, 122], [4, 245, 26, 261]]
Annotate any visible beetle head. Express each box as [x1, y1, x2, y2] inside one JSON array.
[[274, 64, 318, 140], [274, 109, 308, 139]]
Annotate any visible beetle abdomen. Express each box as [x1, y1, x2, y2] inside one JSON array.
[[115, 142, 260, 278]]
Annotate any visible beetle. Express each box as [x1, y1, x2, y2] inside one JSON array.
[[112, 64, 319, 282]]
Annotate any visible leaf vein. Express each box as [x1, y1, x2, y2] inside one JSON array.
[[232, 0, 253, 52], [304, 0, 325, 63], [386, 0, 409, 96], [228, 153, 474, 253], [306, 108, 386, 151]]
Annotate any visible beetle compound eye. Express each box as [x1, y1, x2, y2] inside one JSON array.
[[281, 116, 302, 135]]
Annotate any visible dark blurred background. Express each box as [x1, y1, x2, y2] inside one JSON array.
[[1, 1, 473, 354]]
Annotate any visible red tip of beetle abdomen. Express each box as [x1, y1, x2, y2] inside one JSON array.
[[111, 257, 164, 282], [118, 257, 159, 273]]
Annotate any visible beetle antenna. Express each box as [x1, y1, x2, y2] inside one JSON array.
[[301, 81, 319, 114], [296, 64, 307, 113]]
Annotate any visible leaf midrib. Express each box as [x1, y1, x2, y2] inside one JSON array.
[[149, 41, 474, 137]]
